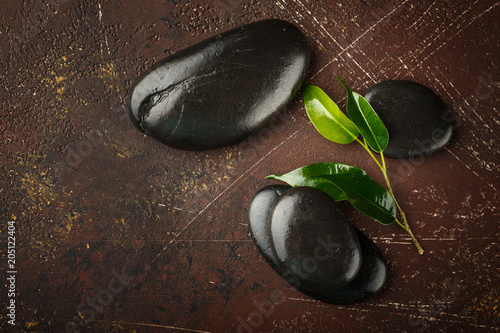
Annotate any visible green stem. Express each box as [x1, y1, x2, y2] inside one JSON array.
[[394, 218, 405, 230], [357, 141, 424, 254], [356, 139, 383, 169], [380, 159, 424, 255]]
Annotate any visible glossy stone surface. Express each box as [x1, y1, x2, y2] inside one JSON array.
[[248, 185, 388, 303], [247, 184, 290, 270], [365, 80, 453, 159], [269, 187, 362, 292], [128, 19, 310, 150]]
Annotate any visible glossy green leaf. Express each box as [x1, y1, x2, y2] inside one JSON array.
[[266, 162, 367, 201], [313, 173, 396, 225], [302, 83, 359, 144], [338, 77, 389, 153]]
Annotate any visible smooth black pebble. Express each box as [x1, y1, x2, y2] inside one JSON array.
[[128, 19, 310, 150], [269, 187, 362, 292], [365, 80, 453, 159], [248, 185, 388, 304]]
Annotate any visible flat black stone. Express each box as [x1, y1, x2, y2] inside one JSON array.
[[364, 80, 453, 159], [128, 19, 310, 150], [248, 185, 388, 304], [247, 184, 290, 271], [268, 187, 362, 292]]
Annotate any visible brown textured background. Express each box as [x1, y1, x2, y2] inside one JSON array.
[[1, 0, 499, 332]]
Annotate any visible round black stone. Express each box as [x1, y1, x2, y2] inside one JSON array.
[[364, 80, 453, 159], [128, 19, 310, 150]]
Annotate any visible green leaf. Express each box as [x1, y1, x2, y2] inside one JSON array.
[[266, 162, 367, 201], [338, 78, 389, 153], [302, 83, 359, 144], [313, 174, 396, 225]]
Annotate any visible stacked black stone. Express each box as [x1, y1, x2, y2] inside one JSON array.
[[248, 185, 388, 305]]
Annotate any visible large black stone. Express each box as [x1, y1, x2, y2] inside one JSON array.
[[364, 80, 453, 159], [248, 185, 388, 304], [128, 19, 310, 150]]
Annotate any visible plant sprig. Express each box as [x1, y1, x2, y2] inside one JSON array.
[[267, 77, 424, 254]]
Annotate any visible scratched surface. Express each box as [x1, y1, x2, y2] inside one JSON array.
[[0, 0, 499, 332]]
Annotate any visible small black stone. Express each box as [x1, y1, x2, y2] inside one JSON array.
[[128, 19, 310, 150], [248, 185, 388, 304], [364, 80, 453, 159], [269, 187, 362, 292]]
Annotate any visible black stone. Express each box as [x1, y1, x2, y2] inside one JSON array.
[[364, 80, 453, 159], [248, 185, 388, 304], [247, 184, 290, 271], [269, 187, 362, 292], [128, 19, 310, 150]]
